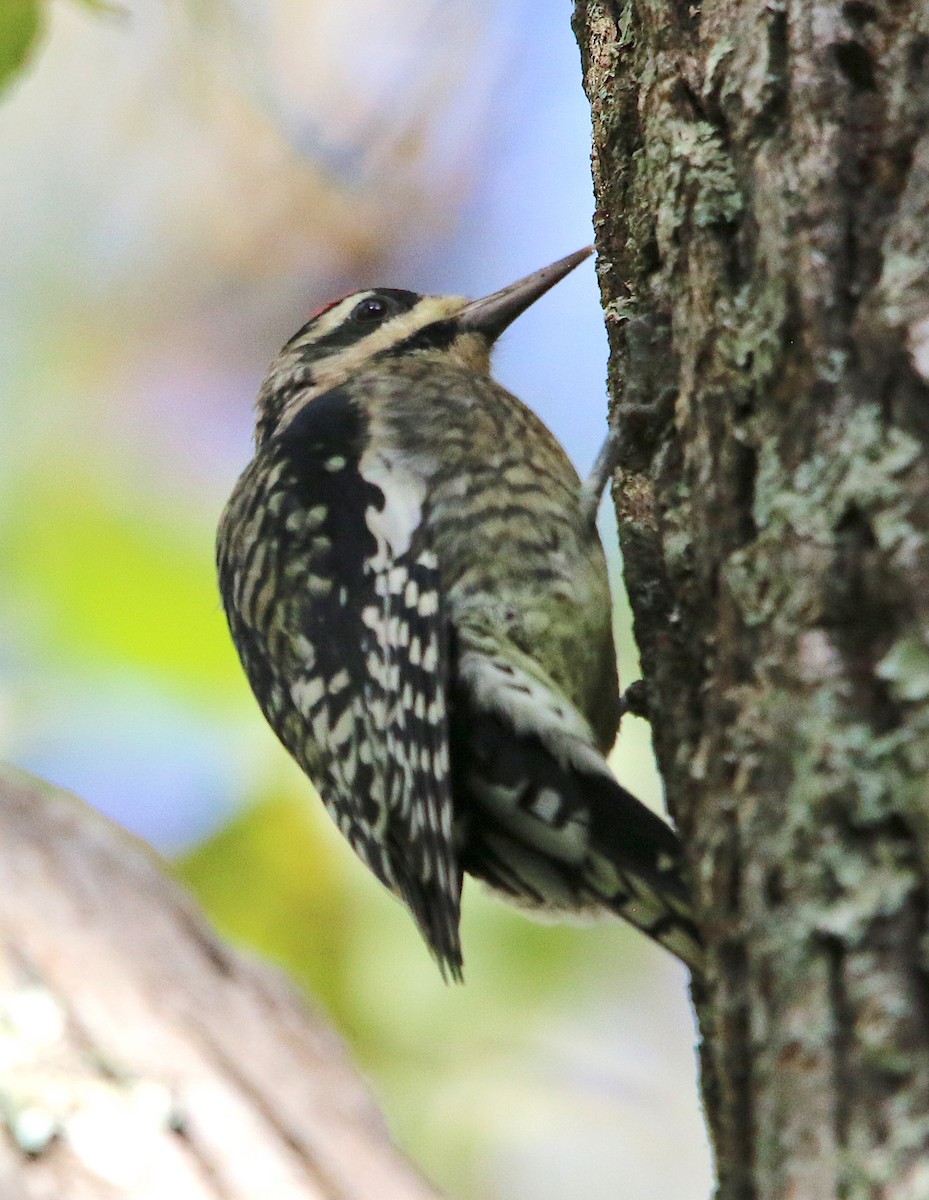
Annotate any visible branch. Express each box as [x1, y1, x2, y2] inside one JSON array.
[[0, 765, 437, 1199]]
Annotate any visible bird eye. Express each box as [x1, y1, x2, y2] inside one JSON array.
[[351, 296, 390, 323]]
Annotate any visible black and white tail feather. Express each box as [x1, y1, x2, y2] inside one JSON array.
[[447, 643, 703, 978]]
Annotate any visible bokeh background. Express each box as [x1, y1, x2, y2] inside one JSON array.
[[0, 2, 712, 1196]]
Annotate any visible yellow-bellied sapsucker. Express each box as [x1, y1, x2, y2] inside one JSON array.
[[217, 247, 702, 980]]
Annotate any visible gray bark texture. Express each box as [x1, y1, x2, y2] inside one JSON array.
[[0, 765, 437, 1200], [573, 1, 929, 1197]]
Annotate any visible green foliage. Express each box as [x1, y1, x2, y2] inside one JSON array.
[[178, 792, 359, 1014], [177, 787, 637, 1036], [0, 0, 42, 93], [2, 469, 240, 696], [0, 0, 127, 98]]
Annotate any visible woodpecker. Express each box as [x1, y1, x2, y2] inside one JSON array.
[[217, 247, 702, 981]]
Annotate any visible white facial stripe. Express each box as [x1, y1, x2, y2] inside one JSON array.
[[277, 294, 467, 435], [309, 295, 468, 392]]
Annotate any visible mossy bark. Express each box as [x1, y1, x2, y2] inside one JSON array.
[[573, 1, 929, 1196]]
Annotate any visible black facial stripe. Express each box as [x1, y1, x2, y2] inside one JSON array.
[[286, 289, 422, 356], [378, 318, 459, 358]]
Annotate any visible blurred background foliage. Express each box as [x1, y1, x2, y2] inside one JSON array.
[[0, 2, 711, 1197]]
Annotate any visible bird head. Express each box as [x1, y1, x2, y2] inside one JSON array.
[[254, 246, 593, 446]]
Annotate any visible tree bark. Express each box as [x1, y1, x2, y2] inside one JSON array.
[[0, 765, 438, 1200], [573, 2, 929, 1197]]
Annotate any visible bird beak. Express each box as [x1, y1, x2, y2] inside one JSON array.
[[457, 245, 594, 341]]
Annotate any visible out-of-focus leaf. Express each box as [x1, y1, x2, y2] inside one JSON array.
[[177, 793, 358, 1014], [178, 784, 631, 1048], [77, 0, 128, 11], [3, 472, 241, 696], [0, 0, 42, 94]]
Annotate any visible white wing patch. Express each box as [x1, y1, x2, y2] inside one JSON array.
[[456, 640, 608, 780], [360, 446, 426, 560]]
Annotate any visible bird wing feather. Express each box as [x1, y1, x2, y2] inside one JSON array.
[[252, 388, 464, 977], [451, 634, 702, 970]]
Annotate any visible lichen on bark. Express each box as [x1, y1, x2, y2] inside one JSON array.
[[574, 0, 929, 1194]]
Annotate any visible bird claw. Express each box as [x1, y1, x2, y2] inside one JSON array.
[[580, 425, 622, 526], [619, 679, 650, 721]]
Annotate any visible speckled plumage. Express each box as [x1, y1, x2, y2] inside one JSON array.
[[217, 255, 702, 979]]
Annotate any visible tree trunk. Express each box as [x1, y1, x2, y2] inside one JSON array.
[[0, 765, 437, 1200], [573, 2, 929, 1197]]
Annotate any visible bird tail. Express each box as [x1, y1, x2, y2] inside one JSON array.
[[455, 713, 704, 974], [580, 769, 704, 972]]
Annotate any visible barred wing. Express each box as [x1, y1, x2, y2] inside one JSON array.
[[218, 386, 463, 978]]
